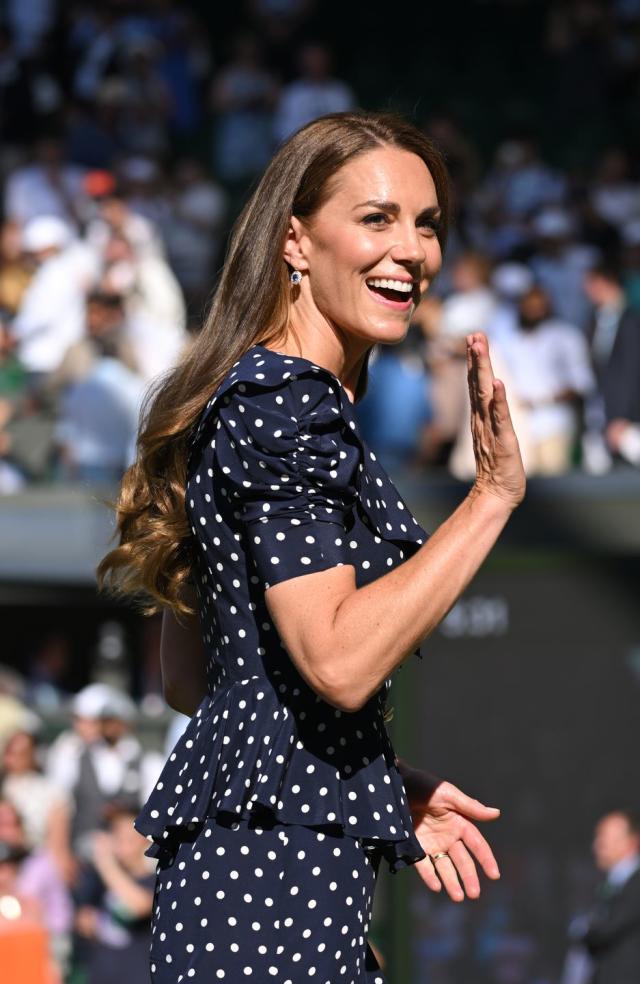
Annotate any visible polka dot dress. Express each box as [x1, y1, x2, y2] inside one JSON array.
[[135, 344, 431, 981]]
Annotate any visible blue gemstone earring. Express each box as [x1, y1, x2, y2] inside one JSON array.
[[290, 269, 302, 285]]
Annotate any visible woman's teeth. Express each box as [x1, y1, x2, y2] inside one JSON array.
[[366, 278, 414, 293]]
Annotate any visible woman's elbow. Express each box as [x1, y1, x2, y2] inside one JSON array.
[[310, 664, 369, 714]]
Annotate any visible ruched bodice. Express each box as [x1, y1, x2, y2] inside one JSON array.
[[134, 344, 430, 873]]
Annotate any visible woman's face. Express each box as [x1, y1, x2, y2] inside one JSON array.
[[2, 732, 36, 775], [287, 146, 443, 352]]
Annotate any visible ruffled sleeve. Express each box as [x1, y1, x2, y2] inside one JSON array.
[[201, 372, 360, 588]]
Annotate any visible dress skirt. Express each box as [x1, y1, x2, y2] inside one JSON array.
[[149, 808, 387, 983]]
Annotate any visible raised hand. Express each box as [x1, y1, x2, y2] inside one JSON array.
[[399, 762, 501, 902], [467, 332, 526, 509]]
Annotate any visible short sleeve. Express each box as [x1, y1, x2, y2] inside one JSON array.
[[204, 375, 359, 588]]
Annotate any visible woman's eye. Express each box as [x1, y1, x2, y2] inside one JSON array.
[[362, 213, 389, 226], [418, 218, 441, 235]]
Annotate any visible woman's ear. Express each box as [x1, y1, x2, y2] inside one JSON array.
[[283, 215, 310, 272]]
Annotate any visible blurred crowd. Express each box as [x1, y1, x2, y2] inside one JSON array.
[[0, 0, 639, 492], [0, 674, 189, 982]]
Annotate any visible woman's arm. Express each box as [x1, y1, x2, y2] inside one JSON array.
[[265, 333, 526, 712], [160, 584, 208, 716]]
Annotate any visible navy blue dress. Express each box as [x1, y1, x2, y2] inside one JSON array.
[[135, 344, 430, 982]]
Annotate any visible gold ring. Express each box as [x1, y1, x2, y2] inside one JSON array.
[[430, 852, 450, 863]]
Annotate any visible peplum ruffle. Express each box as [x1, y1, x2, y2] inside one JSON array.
[[135, 673, 427, 874]]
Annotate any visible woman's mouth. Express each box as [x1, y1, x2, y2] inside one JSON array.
[[365, 277, 415, 311]]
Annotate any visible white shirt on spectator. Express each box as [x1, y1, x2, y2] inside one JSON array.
[[12, 242, 99, 373], [502, 319, 596, 441]]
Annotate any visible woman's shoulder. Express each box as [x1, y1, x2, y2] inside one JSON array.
[[191, 344, 351, 449]]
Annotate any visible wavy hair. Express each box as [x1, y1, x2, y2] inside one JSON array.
[[96, 111, 450, 616]]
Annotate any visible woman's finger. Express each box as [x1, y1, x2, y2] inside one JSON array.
[[414, 854, 442, 893], [443, 782, 501, 821], [489, 378, 514, 432], [461, 822, 501, 880], [432, 853, 465, 902], [466, 335, 480, 417], [470, 335, 495, 416], [447, 841, 481, 899]]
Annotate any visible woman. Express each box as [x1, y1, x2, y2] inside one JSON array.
[[1, 729, 74, 882], [98, 111, 526, 982]]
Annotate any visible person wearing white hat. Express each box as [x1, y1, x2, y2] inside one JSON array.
[[11, 216, 99, 380], [46, 683, 162, 859]]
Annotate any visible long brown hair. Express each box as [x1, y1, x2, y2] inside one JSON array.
[[96, 111, 450, 616]]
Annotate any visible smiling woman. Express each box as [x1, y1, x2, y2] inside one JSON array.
[[97, 111, 524, 983]]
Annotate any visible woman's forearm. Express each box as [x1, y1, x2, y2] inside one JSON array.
[[325, 486, 513, 709]]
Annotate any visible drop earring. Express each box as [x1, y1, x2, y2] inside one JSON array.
[[290, 269, 302, 285]]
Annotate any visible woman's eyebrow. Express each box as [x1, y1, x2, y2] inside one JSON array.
[[353, 199, 441, 218]]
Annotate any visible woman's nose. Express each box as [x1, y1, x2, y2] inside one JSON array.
[[389, 224, 426, 266]]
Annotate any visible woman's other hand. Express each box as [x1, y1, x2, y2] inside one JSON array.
[[467, 332, 526, 509], [400, 763, 501, 901]]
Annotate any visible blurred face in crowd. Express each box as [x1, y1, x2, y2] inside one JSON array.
[[73, 714, 103, 743], [110, 811, 147, 867], [1, 732, 38, 775], [101, 715, 129, 744], [86, 295, 125, 338], [285, 146, 442, 355], [518, 286, 551, 330], [593, 812, 640, 872], [0, 801, 24, 847], [451, 254, 491, 293], [583, 271, 622, 307]]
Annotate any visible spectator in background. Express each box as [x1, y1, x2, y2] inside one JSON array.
[[0, 728, 73, 882], [164, 157, 227, 316], [0, 310, 29, 493], [46, 289, 138, 396], [210, 34, 278, 186], [273, 42, 355, 145], [502, 285, 595, 475], [476, 136, 566, 222], [0, 220, 33, 314], [74, 799, 155, 984], [116, 38, 172, 158], [355, 326, 432, 473], [47, 686, 161, 862], [12, 216, 99, 384], [620, 219, 640, 312], [4, 0, 56, 59], [70, 10, 120, 105], [590, 147, 640, 232], [45, 288, 143, 485], [115, 154, 172, 234], [100, 231, 187, 381], [580, 809, 640, 983], [155, 7, 211, 140], [0, 797, 73, 971], [529, 207, 598, 331], [84, 172, 164, 262], [54, 356, 144, 486], [3, 137, 87, 228], [584, 263, 640, 467]]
